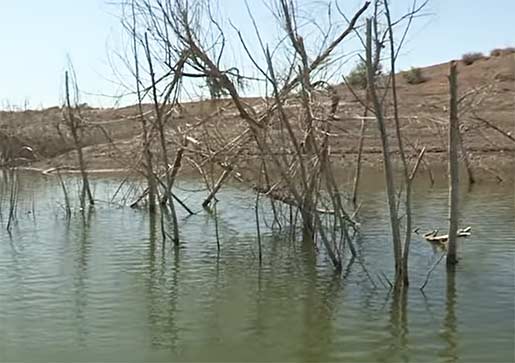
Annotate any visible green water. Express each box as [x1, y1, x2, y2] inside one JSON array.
[[0, 172, 513, 362]]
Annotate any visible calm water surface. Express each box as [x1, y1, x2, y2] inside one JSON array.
[[0, 172, 513, 362]]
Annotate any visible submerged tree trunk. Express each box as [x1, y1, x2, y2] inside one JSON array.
[[447, 61, 460, 266]]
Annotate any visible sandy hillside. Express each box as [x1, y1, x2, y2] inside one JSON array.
[[0, 49, 513, 179]]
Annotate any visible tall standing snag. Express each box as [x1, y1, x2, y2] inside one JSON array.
[[352, 0, 429, 286], [447, 61, 460, 266], [384, 0, 411, 286], [365, 18, 403, 282], [130, 1, 157, 214], [64, 70, 94, 208]]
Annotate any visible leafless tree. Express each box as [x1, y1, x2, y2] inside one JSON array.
[[360, 0, 428, 286], [62, 70, 94, 209], [121, 0, 371, 269]]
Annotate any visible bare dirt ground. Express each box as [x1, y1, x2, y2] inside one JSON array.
[[1, 50, 513, 181]]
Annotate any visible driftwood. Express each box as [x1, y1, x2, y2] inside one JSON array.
[[423, 226, 471, 244]]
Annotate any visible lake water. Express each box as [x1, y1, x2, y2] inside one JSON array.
[[0, 171, 513, 362]]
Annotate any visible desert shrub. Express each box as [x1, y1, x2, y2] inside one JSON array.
[[346, 61, 368, 89], [490, 48, 503, 57], [403, 67, 426, 85], [462, 52, 484, 65], [345, 60, 383, 89], [490, 47, 515, 57]]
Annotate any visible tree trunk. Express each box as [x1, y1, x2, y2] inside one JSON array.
[[447, 61, 460, 266], [202, 167, 232, 208], [143, 135, 157, 214], [352, 119, 366, 206], [365, 18, 402, 280], [458, 130, 475, 185], [64, 71, 94, 208], [384, 0, 412, 286], [130, 4, 157, 215]]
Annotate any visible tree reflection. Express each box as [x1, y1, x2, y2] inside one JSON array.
[[439, 265, 458, 363], [377, 285, 408, 363], [74, 206, 94, 348], [146, 212, 160, 347], [300, 246, 342, 362], [146, 210, 181, 352]]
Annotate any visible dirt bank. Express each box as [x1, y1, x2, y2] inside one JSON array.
[[1, 51, 513, 182]]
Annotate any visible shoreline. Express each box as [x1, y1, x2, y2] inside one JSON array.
[[9, 149, 513, 186]]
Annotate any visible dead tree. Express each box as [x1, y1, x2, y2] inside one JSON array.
[[384, 0, 416, 287], [447, 61, 460, 266], [143, 32, 184, 245], [360, 0, 428, 286], [130, 1, 157, 214], [124, 0, 369, 270], [365, 18, 403, 282], [63, 70, 94, 208]]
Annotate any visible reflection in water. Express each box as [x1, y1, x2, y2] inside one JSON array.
[[168, 244, 180, 351], [440, 266, 458, 363], [394, 287, 409, 362], [377, 286, 409, 363], [300, 245, 338, 362], [0, 173, 513, 362], [74, 210, 92, 348], [146, 212, 180, 351], [146, 212, 159, 347]]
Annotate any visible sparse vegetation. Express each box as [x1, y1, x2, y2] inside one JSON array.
[[491, 47, 515, 56], [346, 60, 383, 89], [490, 48, 504, 57], [345, 60, 368, 89], [462, 52, 484, 65], [403, 67, 426, 85]]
